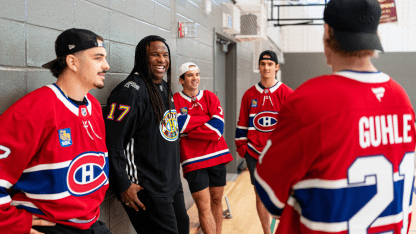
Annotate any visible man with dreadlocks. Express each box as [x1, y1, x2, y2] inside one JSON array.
[[104, 35, 189, 234]]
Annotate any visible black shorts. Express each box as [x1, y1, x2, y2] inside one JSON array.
[[32, 220, 111, 234], [245, 152, 258, 185], [184, 163, 227, 193]]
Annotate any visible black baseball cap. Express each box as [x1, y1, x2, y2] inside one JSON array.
[[324, 0, 383, 52], [42, 28, 105, 69], [259, 50, 278, 64]]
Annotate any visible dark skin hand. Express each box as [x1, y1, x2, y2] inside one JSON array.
[[120, 183, 145, 211]]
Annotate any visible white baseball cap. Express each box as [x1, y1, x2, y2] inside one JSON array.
[[179, 62, 199, 77]]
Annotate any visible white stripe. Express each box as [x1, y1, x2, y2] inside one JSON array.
[[0, 196, 11, 205], [68, 215, 96, 224], [179, 91, 192, 102], [255, 83, 263, 93], [212, 115, 224, 123], [181, 149, 229, 165], [10, 200, 38, 209], [205, 123, 221, 139], [25, 191, 70, 200], [335, 71, 390, 83], [254, 169, 286, 209], [249, 114, 256, 117], [247, 143, 261, 154], [84, 95, 92, 115], [23, 161, 71, 173], [235, 137, 248, 141], [197, 90, 204, 100], [258, 139, 272, 164], [105, 152, 108, 157], [287, 194, 412, 232], [293, 172, 403, 190], [248, 127, 256, 130], [0, 179, 13, 189], [269, 81, 282, 93], [126, 140, 134, 183], [181, 115, 191, 133], [237, 125, 248, 130], [131, 139, 138, 184], [47, 85, 79, 116]]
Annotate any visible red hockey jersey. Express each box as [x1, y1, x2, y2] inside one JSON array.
[[235, 81, 293, 160], [173, 90, 233, 175], [255, 71, 416, 234], [0, 84, 109, 233]]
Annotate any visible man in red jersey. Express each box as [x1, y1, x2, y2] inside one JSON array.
[[235, 51, 293, 234], [0, 28, 111, 234], [255, 0, 416, 233], [173, 62, 233, 234]]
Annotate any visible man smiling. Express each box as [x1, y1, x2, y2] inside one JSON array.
[[104, 36, 189, 234], [235, 50, 293, 234], [173, 62, 233, 234]]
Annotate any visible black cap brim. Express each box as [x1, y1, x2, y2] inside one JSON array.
[[334, 30, 384, 52], [41, 58, 60, 69]]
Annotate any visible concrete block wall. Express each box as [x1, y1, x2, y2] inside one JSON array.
[[0, 0, 264, 233]]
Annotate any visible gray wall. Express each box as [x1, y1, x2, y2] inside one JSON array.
[[0, 0, 264, 233], [281, 52, 416, 109]]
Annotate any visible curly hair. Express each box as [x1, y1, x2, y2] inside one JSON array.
[[130, 35, 172, 123]]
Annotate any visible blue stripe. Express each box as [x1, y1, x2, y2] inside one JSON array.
[[247, 144, 260, 155], [235, 128, 248, 139], [294, 179, 408, 223], [52, 83, 89, 108], [0, 187, 9, 199], [249, 117, 254, 128], [255, 180, 283, 217], [177, 115, 188, 132], [13, 157, 110, 195], [207, 117, 224, 135], [182, 151, 230, 167], [16, 205, 45, 216]]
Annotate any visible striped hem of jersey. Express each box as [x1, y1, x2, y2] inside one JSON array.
[[254, 169, 285, 209], [11, 200, 45, 215], [181, 149, 230, 167], [235, 137, 248, 141], [204, 123, 222, 139], [23, 161, 72, 173], [247, 143, 262, 155], [236, 125, 248, 130], [68, 216, 97, 224], [288, 194, 412, 232], [24, 191, 70, 200]]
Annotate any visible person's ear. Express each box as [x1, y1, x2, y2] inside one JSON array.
[[66, 54, 78, 72], [275, 64, 280, 72]]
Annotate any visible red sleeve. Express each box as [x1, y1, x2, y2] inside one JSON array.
[[235, 92, 249, 157], [187, 92, 225, 141], [0, 107, 39, 233]]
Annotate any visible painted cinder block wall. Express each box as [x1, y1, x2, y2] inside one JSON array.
[[0, 0, 281, 233]]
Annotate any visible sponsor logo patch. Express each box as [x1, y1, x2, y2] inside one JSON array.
[[180, 107, 188, 115], [160, 109, 179, 141], [59, 128, 72, 147], [251, 99, 257, 107], [67, 152, 108, 196], [253, 111, 278, 132]]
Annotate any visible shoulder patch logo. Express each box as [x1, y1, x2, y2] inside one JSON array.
[[67, 152, 108, 196], [372, 87, 385, 102], [160, 109, 179, 141], [251, 99, 258, 107], [124, 81, 140, 90], [59, 128, 72, 147], [253, 111, 278, 132], [180, 107, 188, 115]]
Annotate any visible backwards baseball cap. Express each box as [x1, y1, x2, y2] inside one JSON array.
[[42, 28, 105, 69], [259, 50, 278, 64], [179, 62, 200, 77], [324, 0, 384, 52]]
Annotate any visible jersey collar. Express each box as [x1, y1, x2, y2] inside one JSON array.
[[48, 84, 92, 116], [255, 81, 282, 94], [335, 70, 390, 83], [179, 90, 204, 102]]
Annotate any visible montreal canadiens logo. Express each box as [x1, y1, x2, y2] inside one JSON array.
[[67, 152, 108, 196], [253, 111, 278, 132], [160, 109, 179, 141]]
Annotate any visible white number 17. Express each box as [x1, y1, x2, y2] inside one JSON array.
[[348, 152, 414, 234]]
